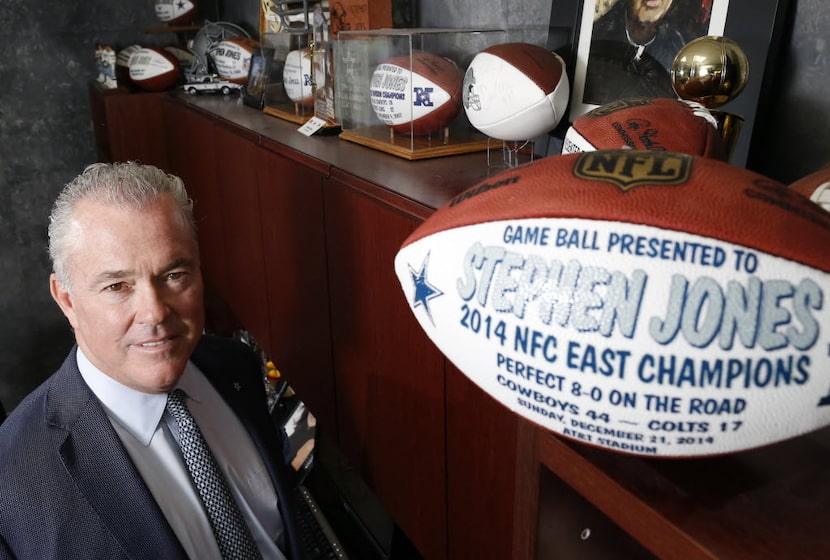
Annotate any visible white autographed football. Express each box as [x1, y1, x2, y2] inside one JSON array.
[[463, 42, 569, 141]]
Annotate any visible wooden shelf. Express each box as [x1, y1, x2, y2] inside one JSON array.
[[532, 426, 830, 559]]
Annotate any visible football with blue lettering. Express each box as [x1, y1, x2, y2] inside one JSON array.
[[394, 150, 830, 458], [563, 97, 727, 160], [154, 0, 197, 25], [369, 51, 463, 136], [283, 48, 314, 107], [211, 37, 258, 84]]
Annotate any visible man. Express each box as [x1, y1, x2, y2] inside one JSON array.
[[0, 162, 303, 559], [584, 0, 693, 104]]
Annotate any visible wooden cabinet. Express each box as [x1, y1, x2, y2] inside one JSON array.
[[519, 425, 830, 559], [323, 173, 447, 559], [161, 99, 336, 432], [208, 122, 273, 349], [89, 83, 170, 168], [256, 144, 335, 434], [93, 90, 830, 560], [162, 98, 228, 317], [446, 364, 519, 560]]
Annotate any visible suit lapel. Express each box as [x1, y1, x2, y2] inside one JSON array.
[[191, 336, 276, 449], [48, 351, 186, 560]]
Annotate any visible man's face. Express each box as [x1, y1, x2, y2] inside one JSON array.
[[51, 194, 204, 394], [629, 0, 674, 24]]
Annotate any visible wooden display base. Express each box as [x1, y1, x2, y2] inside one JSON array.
[[263, 103, 341, 134], [263, 103, 314, 125], [340, 125, 492, 160]]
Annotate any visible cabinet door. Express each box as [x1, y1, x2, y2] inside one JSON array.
[[164, 104, 271, 348], [162, 101, 235, 334], [88, 84, 111, 161], [324, 177, 447, 560], [210, 123, 272, 350], [447, 365, 520, 560], [104, 90, 170, 169], [257, 149, 336, 432]]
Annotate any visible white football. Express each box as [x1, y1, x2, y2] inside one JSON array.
[[164, 46, 195, 69], [116, 44, 143, 85], [369, 51, 463, 136], [117, 44, 142, 69], [154, 0, 197, 24], [282, 48, 314, 106], [211, 38, 258, 84], [128, 47, 180, 91], [463, 43, 569, 141]]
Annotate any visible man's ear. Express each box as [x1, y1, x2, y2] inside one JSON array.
[[50, 273, 78, 330]]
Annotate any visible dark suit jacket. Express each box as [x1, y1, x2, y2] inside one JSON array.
[[0, 335, 305, 560]]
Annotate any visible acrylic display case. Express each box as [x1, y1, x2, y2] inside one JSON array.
[[261, 30, 316, 125], [334, 28, 509, 160]]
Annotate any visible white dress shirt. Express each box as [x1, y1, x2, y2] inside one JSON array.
[[77, 348, 288, 560]]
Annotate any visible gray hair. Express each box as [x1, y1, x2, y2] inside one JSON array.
[[48, 161, 197, 291]]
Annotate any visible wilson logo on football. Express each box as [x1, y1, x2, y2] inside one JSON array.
[[574, 151, 692, 190]]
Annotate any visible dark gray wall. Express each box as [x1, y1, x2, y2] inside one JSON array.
[[0, 0, 827, 412], [747, 0, 830, 181], [0, 1, 179, 411]]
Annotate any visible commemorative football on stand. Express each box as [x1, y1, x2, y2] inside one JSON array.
[[394, 150, 830, 458], [211, 37, 260, 85], [335, 34, 498, 160], [369, 51, 463, 138], [336, 31, 574, 160], [462, 42, 569, 143], [283, 48, 316, 108], [128, 47, 181, 92]]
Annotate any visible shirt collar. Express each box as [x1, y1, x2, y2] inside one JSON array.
[[76, 348, 201, 446]]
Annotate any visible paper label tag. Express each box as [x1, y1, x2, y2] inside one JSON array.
[[298, 116, 327, 136]]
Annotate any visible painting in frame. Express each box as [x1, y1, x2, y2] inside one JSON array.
[[243, 46, 275, 109], [570, 0, 729, 121], [549, 0, 790, 166]]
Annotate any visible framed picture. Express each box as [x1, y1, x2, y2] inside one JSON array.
[[243, 46, 277, 109], [570, 0, 728, 118], [548, 0, 791, 166]]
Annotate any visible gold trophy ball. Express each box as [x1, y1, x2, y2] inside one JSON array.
[[671, 36, 749, 109]]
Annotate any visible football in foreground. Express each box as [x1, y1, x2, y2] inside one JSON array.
[[395, 150, 830, 457]]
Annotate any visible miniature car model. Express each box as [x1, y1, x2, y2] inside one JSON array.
[[182, 74, 243, 95]]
